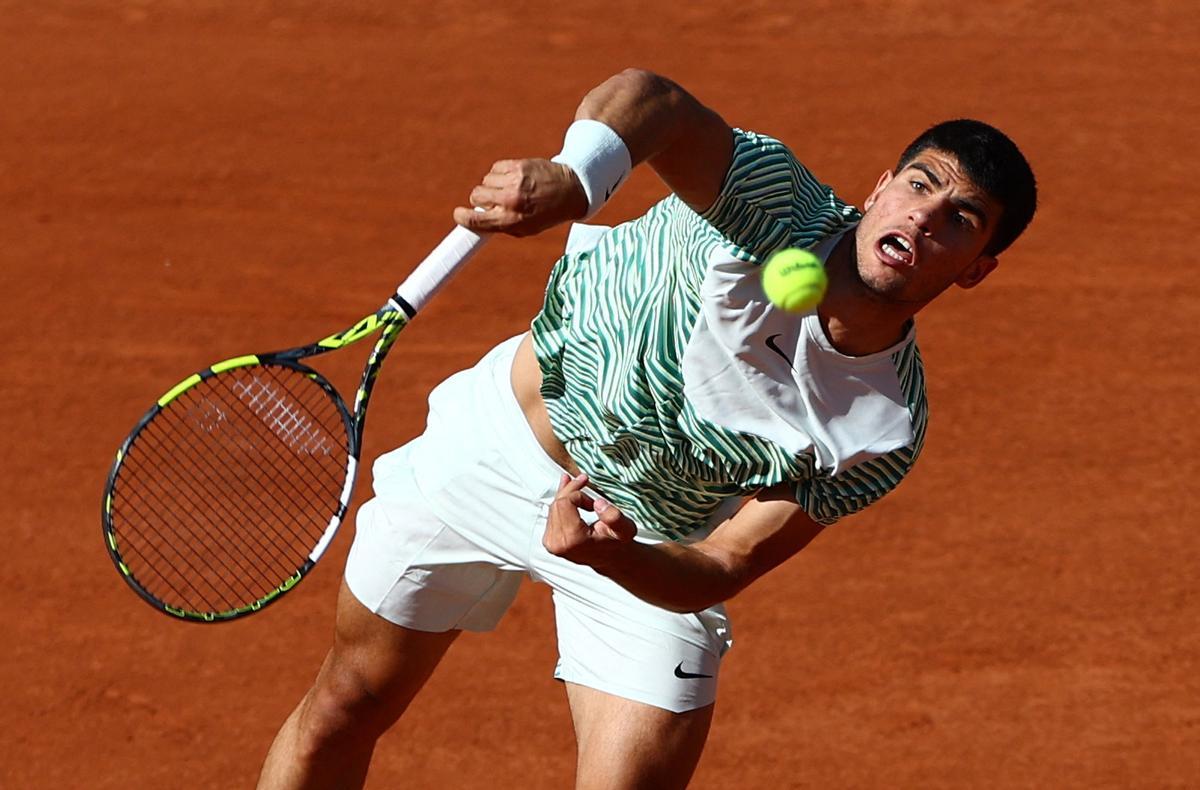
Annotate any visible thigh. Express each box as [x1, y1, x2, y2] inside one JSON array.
[[565, 682, 714, 790], [256, 584, 460, 788], [308, 581, 461, 735]]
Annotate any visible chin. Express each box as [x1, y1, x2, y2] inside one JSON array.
[[855, 257, 908, 298]]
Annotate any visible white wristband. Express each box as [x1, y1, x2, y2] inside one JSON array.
[[550, 119, 632, 219]]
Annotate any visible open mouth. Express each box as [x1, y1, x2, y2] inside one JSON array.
[[878, 233, 914, 266]]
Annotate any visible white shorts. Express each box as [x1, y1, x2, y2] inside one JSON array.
[[345, 335, 734, 713]]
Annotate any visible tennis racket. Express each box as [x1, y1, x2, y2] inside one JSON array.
[[102, 224, 488, 622]]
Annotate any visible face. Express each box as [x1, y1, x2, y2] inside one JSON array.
[[852, 148, 1002, 307]]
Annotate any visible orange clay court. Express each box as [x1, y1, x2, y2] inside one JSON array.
[[1, 2, 1197, 787]]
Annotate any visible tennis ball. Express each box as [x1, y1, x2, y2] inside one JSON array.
[[761, 248, 827, 313]]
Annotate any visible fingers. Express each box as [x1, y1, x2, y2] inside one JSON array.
[[452, 195, 525, 234], [469, 183, 510, 209], [452, 160, 518, 231], [559, 474, 636, 544], [452, 157, 585, 237], [542, 472, 636, 564], [557, 471, 589, 493], [456, 160, 525, 207], [593, 496, 637, 542], [543, 473, 590, 559], [553, 472, 595, 512], [453, 203, 506, 232], [481, 168, 515, 189]]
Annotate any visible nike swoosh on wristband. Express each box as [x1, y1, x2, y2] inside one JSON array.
[[765, 333, 794, 368], [604, 175, 624, 202], [673, 661, 713, 679]]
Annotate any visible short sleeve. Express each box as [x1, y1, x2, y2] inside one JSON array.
[[698, 129, 858, 264], [795, 436, 924, 526]]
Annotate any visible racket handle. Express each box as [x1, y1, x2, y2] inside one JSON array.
[[394, 225, 489, 315]]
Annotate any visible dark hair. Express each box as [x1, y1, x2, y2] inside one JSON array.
[[896, 119, 1037, 256]]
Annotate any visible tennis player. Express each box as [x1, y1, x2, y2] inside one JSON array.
[[258, 68, 1036, 788]]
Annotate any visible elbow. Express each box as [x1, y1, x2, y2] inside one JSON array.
[[624, 69, 687, 107], [589, 68, 682, 109], [613, 67, 667, 91]]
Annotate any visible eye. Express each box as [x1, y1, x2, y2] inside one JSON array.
[[909, 180, 927, 191], [955, 213, 978, 230]]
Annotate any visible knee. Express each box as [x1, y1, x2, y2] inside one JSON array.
[[298, 659, 396, 747]]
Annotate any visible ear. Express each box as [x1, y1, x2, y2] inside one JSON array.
[[862, 170, 893, 211], [956, 254, 999, 289]]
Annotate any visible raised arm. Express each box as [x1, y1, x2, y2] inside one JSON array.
[[570, 68, 734, 211], [453, 69, 734, 236]]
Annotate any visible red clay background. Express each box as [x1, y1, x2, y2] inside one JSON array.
[[2, 1, 1197, 787]]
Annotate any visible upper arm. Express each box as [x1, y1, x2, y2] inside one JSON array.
[[644, 99, 734, 213], [693, 484, 826, 598]]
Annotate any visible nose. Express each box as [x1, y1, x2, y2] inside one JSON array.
[[908, 202, 944, 236], [908, 207, 932, 235]]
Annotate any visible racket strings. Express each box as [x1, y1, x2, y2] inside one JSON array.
[[134, 400, 315, 561], [120, 409, 320, 611], [117, 372, 343, 610], [122, 437, 293, 607], [120, 485, 255, 611], [110, 364, 351, 615], [211, 374, 349, 501], [159, 382, 331, 544], [118, 464, 266, 614], [166, 366, 346, 539]]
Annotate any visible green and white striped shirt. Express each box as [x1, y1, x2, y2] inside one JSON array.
[[531, 129, 927, 540]]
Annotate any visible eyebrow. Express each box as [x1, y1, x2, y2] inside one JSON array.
[[908, 162, 990, 228]]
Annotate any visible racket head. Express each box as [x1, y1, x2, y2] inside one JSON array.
[[102, 356, 357, 622]]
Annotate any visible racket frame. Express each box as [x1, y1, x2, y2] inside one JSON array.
[[102, 300, 412, 622], [103, 224, 486, 622]]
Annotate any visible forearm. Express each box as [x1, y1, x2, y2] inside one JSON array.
[[587, 538, 745, 614], [543, 476, 825, 614]]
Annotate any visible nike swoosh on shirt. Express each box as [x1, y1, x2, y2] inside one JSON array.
[[765, 333, 794, 368]]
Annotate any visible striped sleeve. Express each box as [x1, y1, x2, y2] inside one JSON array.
[[796, 440, 923, 526], [698, 128, 854, 263], [795, 340, 929, 526]]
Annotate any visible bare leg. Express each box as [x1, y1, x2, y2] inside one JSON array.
[[565, 682, 714, 790], [257, 581, 460, 789]]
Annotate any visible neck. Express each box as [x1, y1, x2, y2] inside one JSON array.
[[818, 232, 921, 356]]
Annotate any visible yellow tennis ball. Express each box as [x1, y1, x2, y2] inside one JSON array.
[[761, 248, 827, 313]]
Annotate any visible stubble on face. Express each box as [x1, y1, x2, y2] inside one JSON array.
[[850, 150, 1000, 309]]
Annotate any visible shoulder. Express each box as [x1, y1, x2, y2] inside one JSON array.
[[696, 129, 858, 262], [720, 128, 819, 194], [721, 129, 833, 195]]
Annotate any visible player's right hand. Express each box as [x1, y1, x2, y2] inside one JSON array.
[[453, 159, 589, 237]]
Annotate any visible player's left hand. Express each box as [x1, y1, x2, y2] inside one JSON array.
[[543, 472, 636, 567], [452, 158, 588, 237]]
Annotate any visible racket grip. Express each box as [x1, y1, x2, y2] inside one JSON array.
[[394, 225, 489, 315]]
